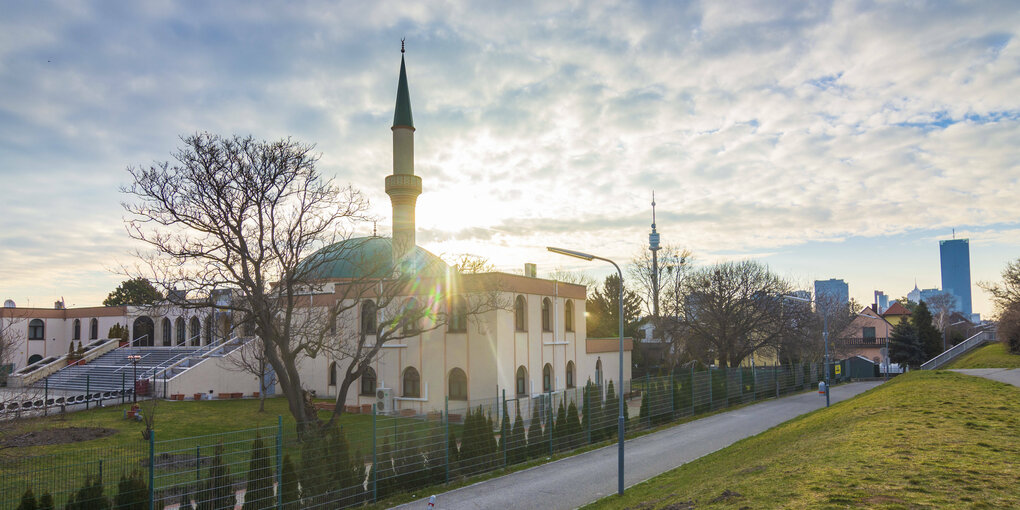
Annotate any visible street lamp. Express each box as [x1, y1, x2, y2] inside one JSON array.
[[548, 246, 626, 496], [127, 354, 142, 403]]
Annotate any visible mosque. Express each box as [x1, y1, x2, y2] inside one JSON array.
[[1, 47, 631, 414]]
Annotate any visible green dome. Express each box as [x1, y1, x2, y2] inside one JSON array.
[[301, 237, 447, 280]]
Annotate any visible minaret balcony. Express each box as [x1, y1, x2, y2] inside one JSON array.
[[385, 174, 422, 197]]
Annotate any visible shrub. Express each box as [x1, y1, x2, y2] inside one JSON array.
[[113, 470, 147, 510], [280, 455, 299, 510], [16, 488, 36, 510], [38, 493, 54, 510], [196, 443, 235, 510], [65, 475, 111, 510], [242, 435, 274, 510]]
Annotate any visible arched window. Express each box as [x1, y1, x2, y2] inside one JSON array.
[[543, 363, 553, 392], [361, 300, 377, 336], [516, 366, 528, 396], [595, 358, 603, 387], [360, 367, 377, 396], [72, 319, 81, 341], [175, 318, 186, 345], [28, 354, 43, 365], [28, 319, 44, 340], [402, 367, 420, 398], [565, 300, 574, 332], [541, 298, 552, 332], [401, 298, 419, 335], [514, 295, 527, 331], [448, 368, 467, 401], [566, 361, 575, 388], [204, 314, 213, 344], [328, 362, 337, 386], [162, 318, 172, 346], [89, 318, 99, 340], [189, 317, 201, 346], [448, 296, 467, 333]]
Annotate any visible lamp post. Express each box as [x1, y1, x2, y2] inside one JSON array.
[[548, 246, 626, 496], [127, 354, 142, 402]]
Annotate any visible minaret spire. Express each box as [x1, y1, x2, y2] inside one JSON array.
[[386, 41, 422, 265]]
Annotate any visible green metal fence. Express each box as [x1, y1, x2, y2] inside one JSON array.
[[2, 362, 835, 509]]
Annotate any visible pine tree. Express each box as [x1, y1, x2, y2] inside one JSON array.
[[16, 488, 36, 510], [298, 430, 330, 505], [369, 439, 396, 498], [242, 435, 274, 510], [196, 443, 235, 510], [889, 319, 925, 368], [65, 475, 111, 510], [113, 471, 147, 510], [526, 402, 544, 459], [604, 380, 619, 440], [913, 301, 942, 360], [508, 405, 526, 464], [552, 400, 567, 451], [497, 400, 511, 466], [565, 401, 582, 448], [38, 493, 54, 510], [280, 455, 299, 510]]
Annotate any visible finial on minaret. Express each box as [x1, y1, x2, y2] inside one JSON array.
[[401, 38, 405, 54]]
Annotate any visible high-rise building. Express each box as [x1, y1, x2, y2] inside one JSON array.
[[874, 291, 889, 314], [814, 279, 849, 307], [939, 238, 972, 317]]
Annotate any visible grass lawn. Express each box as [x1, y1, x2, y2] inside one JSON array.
[[583, 371, 1020, 509], [946, 342, 1020, 369]]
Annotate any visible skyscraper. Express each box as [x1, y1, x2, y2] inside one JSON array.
[[814, 279, 849, 307], [939, 238, 972, 317]]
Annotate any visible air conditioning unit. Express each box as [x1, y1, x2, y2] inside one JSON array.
[[375, 387, 394, 414]]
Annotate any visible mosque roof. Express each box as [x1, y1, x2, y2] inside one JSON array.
[[393, 54, 414, 128], [300, 237, 446, 280]]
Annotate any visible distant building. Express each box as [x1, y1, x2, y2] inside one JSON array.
[[940, 238, 972, 317], [907, 282, 921, 304], [874, 291, 889, 314], [814, 279, 849, 307], [881, 301, 912, 327], [919, 288, 943, 305]]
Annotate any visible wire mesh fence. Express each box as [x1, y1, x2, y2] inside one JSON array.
[[2, 362, 842, 509]]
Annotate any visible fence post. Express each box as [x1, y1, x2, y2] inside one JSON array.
[[585, 387, 591, 444], [690, 365, 695, 416], [668, 371, 674, 418], [276, 415, 283, 510], [775, 363, 779, 398], [502, 389, 507, 467], [122, 372, 126, 404], [148, 430, 155, 510], [44, 378, 49, 416], [708, 368, 713, 410], [86, 374, 90, 410], [372, 402, 378, 502], [444, 396, 450, 483], [738, 366, 743, 402], [548, 391, 553, 455]]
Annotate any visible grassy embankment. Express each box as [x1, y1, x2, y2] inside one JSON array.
[[946, 341, 1020, 369], [584, 370, 1020, 509]]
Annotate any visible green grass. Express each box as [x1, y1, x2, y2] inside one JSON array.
[[583, 371, 1020, 509], [946, 342, 1020, 369]]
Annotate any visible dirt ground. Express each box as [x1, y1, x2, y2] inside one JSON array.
[[2, 427, 118, 447]]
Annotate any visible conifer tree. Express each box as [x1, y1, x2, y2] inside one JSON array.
[[913, 301, 942, 360], [113, 471, 147, 510], [280, 455, 299, 510], [16, 488, 36, 510], [565, 401, 582, 448], [242, 435, 274, 510], [369, 439, 396, 498], [497, 400, 511, 465], [508, 405, 526, 464], [298, 431, 330, 505], [196, 443, 235, 510], [38, 493, 54, 510], [552, 400, 567, 451], [65, 475, 111, 510], [604, 380, 619, 440], [422, 422, 447, 486], [526, 402, 544, 459], [446, 430, 460, 479]]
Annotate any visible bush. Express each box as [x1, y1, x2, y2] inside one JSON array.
[[280, 455, 299, 510], [113, 471, 147, 510], [65, 475, 111, 510], [196, 443, 235, 510], [242, 435, 274, 510], [17, 488, 36, 510]]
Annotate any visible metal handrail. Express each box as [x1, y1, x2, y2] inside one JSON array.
[[137, 337, 226, 380], [921, 330, 995, 370]]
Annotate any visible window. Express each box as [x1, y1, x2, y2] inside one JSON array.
[[28, 319, 44, 340], [565, 361, 575, 388], [448, 296, 467, 333], [89, 318, 98, 340], [448, 368, 467, 400], [328, 362, 337, 386], [361, 300, 377, 336], [565, 300, 574, 332], [175, 318, 185, 345], [402, 367, 420, 398], [162, 318, 172, 346], [543, 363, 553, 392], [401, 298, 419, 335], [514, 295, 527, 331], [72, 319, 81, 341], [189, 317, 201, 346], [28, 354, 43, 365], [360, 367, 377, 396], [516, 366, 528, 396], [541, 298, 552, 332], [595, 358, 603, 386]]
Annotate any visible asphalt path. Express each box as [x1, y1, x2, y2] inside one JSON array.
[[950, 368, 1020, 388], [393, 380, 883, 510]]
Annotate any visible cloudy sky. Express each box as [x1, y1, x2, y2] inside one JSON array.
[[1, 1, 1017, 317]]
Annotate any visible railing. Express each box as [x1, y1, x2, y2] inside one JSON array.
[[836, 337, 888, 346], [921, 329, 996, 370]]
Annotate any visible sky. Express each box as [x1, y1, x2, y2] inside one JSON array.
[[0, 1, 1017, 318]]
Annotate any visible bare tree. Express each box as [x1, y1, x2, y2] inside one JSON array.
[[123, 133, 378, 428], [629, 245, 693, 318], [668, 260, 795, 368], [223, 336, 277, 412], [546, 268, 596, 291], [0, 309, 25, 387], [444, 253, 495, 274]]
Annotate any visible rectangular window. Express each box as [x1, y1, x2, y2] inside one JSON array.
[[863, 327, 876, 341]]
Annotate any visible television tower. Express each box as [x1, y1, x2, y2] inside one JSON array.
[[649, 192, 661, 318]]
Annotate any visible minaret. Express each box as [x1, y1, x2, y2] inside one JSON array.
[[649, 192, 661, 319], [385, 40, 422, 264]]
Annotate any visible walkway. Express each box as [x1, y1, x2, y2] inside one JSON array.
[[394, 381, 883, 510], [950, 368, 1020, 388]]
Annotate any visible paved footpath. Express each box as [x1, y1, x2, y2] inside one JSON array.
[[394, 381, 883, 510], [950, 368, 1020, 388]]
